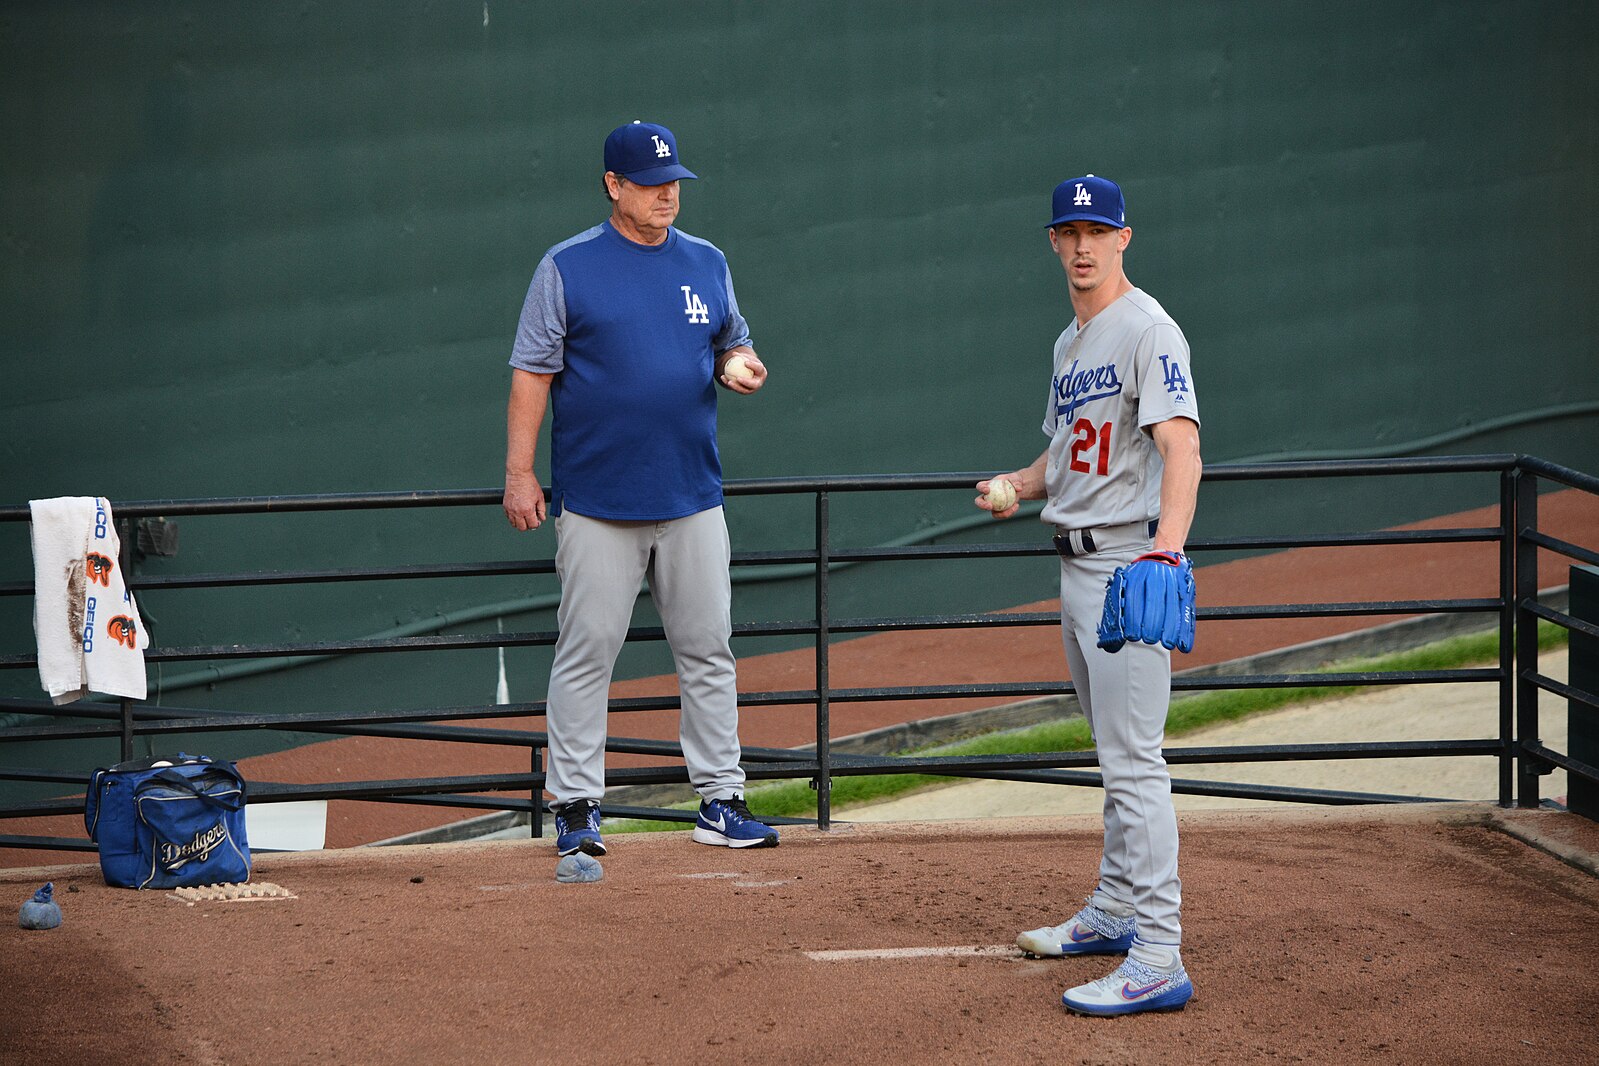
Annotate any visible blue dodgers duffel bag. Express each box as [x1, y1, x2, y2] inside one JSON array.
[[84, 754, 251, 889]]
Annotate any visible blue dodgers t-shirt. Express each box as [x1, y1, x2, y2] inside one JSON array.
[[509, 221, 751, 520]]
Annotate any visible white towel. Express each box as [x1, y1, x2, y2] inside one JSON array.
[[29, 496, 149, 704]]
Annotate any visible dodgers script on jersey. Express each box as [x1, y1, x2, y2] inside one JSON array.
[[1040, 289, 1199, 529]]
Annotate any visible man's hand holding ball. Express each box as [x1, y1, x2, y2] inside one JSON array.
[[720, 350, 766, 394]]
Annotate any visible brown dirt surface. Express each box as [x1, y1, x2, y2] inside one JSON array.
[[3, 805, 1597, 1065], [5, 488, 1598, 862]]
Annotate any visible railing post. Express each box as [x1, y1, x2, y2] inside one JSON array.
[[814, 491, 832, 830], [1497, 468, 1516, 806], [1570, 566, 1599, 820], [117, 515, 136, 761], [1515, 468, 1541, 808], [531, 742, 544, 839], [119, 697, 134, 762]]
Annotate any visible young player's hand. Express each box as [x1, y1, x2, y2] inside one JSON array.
[[975, 476, 1022, 519]]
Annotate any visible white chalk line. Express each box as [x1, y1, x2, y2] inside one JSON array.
[[805, 945, 1020, 962], [675, 872, 789, 887], [677, 872, 742, 880]]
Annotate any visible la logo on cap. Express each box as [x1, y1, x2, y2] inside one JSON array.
[[604, 120, 699, 185], [1047, 173, 1126, 230]]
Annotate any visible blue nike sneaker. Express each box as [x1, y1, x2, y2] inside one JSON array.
[[1016, 902, 1136, 957], [553, 799, 606, 857], [693, 795, 779, 849], [1061, 956, 1194, 1017]]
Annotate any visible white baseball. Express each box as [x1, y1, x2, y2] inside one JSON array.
[[724, 355, 755, 382], [986, 478, 1016, 513]]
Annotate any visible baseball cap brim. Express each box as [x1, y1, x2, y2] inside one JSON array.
[[615, 162, 698, 185], [1047, 210, 1125, 229]]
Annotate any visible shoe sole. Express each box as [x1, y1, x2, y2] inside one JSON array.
[[1061, 988, 1193, 1017], [1017, 933, 1134, 958], [692, 826, 778, 848], [557, 838, 608, 858]]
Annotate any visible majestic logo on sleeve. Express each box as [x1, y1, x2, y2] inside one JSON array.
[[85, 553, 114, 586], [680, 285, 710, 324], [1054, 358, 1123, 423]]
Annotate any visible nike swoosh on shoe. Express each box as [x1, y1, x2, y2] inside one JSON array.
[[1120, 979, 1169, 999]]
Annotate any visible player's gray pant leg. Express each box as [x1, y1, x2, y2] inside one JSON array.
[[1059, 631, 1134, 908], [649, 506, 745, 800], [544, 511, 654, 807], [1060, 549, 1183, 946]]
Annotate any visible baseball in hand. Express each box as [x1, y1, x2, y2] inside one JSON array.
[[985, 478, 1017, 513], [724, 355, 755, 382]]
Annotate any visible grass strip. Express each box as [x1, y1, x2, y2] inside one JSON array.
[[608, 620, 1569, 833]]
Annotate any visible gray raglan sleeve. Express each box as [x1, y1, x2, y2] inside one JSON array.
[[712, 260, 752, 353], [508, 254, 566, 374]]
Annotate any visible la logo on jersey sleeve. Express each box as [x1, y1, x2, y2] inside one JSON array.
[[1158, 354, 1192, 407]]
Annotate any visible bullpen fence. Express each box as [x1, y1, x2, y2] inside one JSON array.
[[2, 454, 1596, 854]]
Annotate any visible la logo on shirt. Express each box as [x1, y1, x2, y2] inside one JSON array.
[[681, 285, 709, 324]]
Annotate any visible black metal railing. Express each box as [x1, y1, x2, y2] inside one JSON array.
[[2, 453, 1595, 855]]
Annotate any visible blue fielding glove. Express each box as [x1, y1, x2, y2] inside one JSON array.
[[1096, 566, 1129, 653], [1097, 551, 1196, 654]]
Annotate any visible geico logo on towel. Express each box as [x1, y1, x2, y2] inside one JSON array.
[[83, 595, 96, 652], [160, 821, 228, 870], [94, 498, 109, 541]]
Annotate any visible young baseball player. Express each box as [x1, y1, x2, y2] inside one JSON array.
[[502, 121, 779, 860], [976, 174, 1202, 1016]]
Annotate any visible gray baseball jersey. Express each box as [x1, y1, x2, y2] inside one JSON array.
[[1040, 288, 1199, 529]]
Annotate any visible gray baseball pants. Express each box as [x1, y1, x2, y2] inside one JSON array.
[[1058, 531, 1183, 947], [544, 506, 746, 809]]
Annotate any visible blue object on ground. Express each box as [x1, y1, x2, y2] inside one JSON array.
[[19, 882, 62, 930], [554, 853, 603, 884]]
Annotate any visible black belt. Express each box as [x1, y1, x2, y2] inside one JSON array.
[[1053, 519, 1159, 558]]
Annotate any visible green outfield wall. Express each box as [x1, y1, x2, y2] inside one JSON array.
[[2, 2, 1595, 769]]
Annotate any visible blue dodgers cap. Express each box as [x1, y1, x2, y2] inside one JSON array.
[[1047, 174, 1127, 228], [603, 120, 698, 185]]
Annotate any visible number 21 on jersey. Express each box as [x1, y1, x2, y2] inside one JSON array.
[[1068, 419, 1112, 476]]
